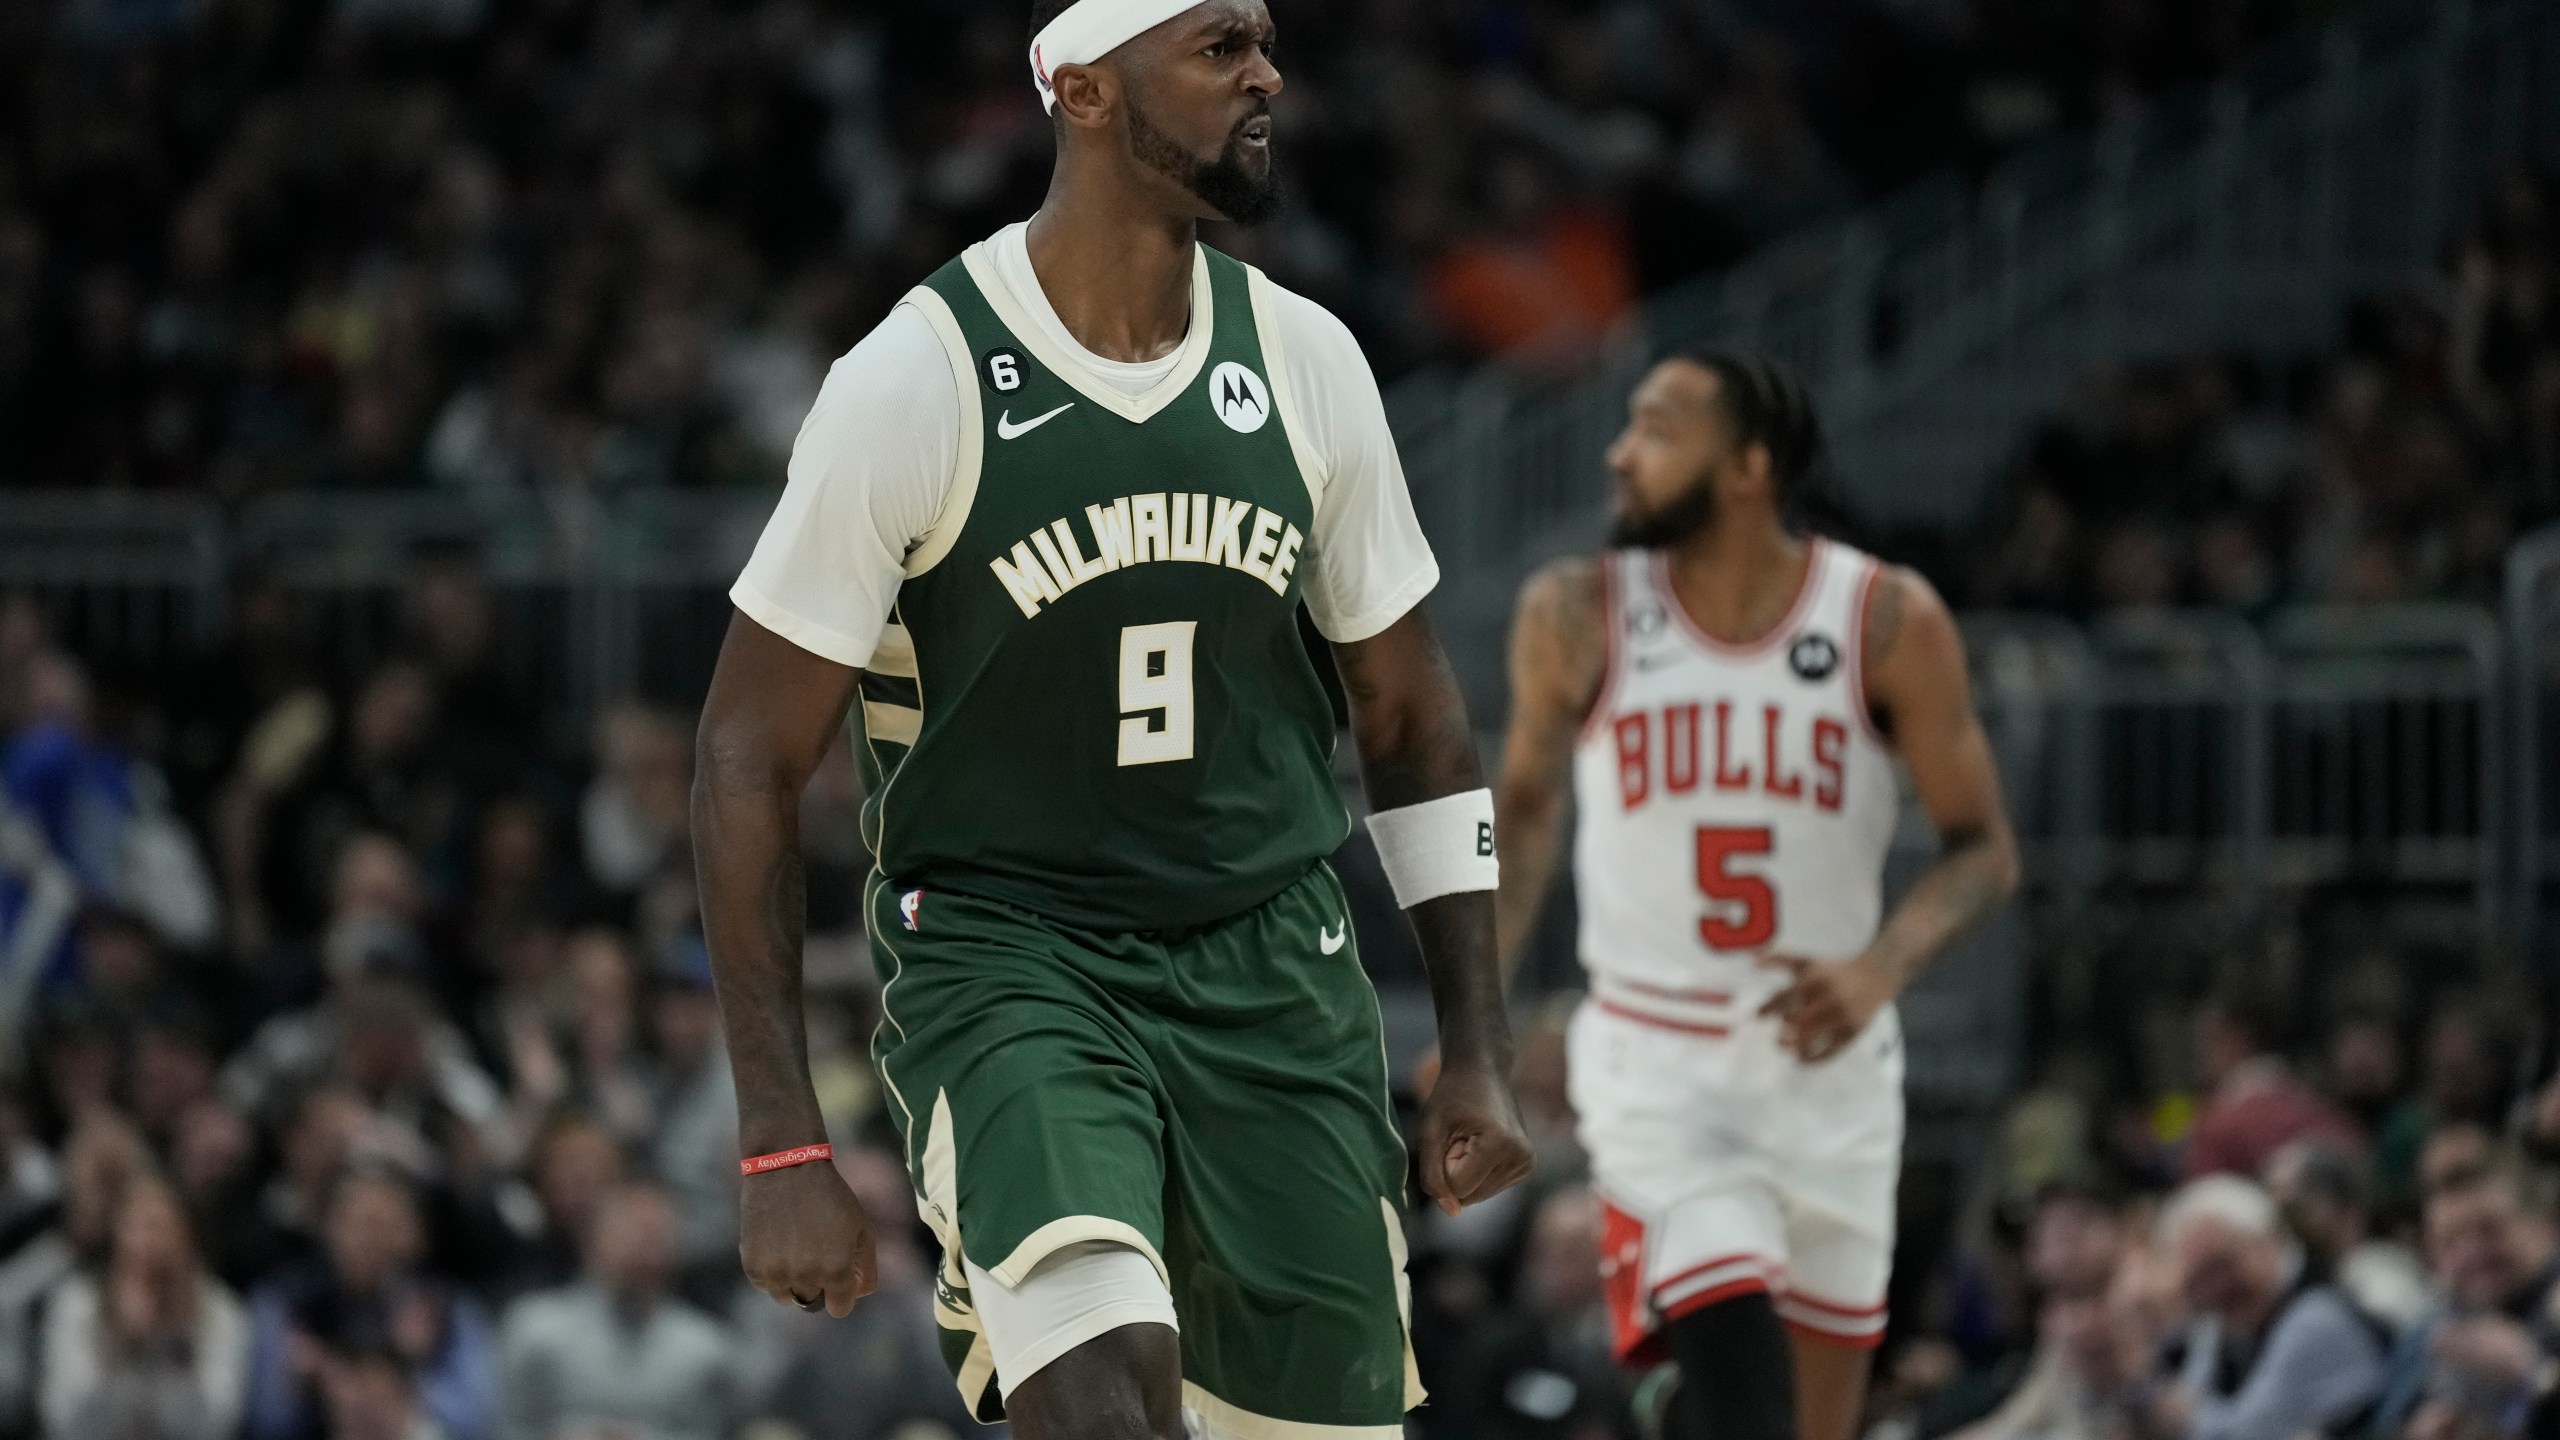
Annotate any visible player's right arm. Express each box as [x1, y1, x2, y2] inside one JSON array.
[[694, 618, 875, 1316], [693, 301, 959, 1318], [1492, 556, 1607, 987]]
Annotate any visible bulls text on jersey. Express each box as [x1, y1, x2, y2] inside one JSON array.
[[1608, 702, 1852, 813]]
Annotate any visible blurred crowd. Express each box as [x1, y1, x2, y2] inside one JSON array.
[[0, 568, 970, 1440], [0, 0, 2351, 496], [1961, 167, 2560, 617]]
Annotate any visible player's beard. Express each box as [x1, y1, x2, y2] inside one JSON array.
[[1126, 96, 1286, 226], [1608, 476, 1717, 549]]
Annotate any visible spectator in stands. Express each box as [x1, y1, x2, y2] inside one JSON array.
[[2328, 1013, 2429, 1203], [579, 707, 691, 906], [130, 1010, 223, 1152], [2420, 1122, 2501, 1199], [401, 549, 533, 800], [0, 1113, 148, 1432], [2262, 1138, 2429, 1331], [2411, 1006, 2506, 1136], [552, 929, 654, 1150], [2144, 1174, 2386, 1440], [2184, 988, 2365, 1180], [1954, 1215, 2166, 1440], [462, 804, 568, 981], [494, 1116, 624, 1302], [170, 1095, 267, 1288], [244, 1168, 495, 1440], [2375, 1161, 2560, 1436], [1446, 1185, 1631, 1440], [642, 939, 735, 1292], [2, 651, 217, 990], [495, 1183, 735, 1440], [220, 836, 503, 1150], [319, 1345, 445, 1440], [1424, 148, 1638, 364], [216, 660, 466, 986], [38, 1175, 250, 1440]]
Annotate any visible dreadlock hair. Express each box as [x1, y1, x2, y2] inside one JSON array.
[[1659, 348, 1831, 518]]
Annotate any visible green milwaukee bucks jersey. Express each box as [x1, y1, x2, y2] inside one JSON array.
[[852, 241, 1346, 933]]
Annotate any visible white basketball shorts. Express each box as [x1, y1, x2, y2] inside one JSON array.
[[1567, 991, 1904, 1362]]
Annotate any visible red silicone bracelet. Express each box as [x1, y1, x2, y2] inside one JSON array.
[[740, 1144, 834, 1176]]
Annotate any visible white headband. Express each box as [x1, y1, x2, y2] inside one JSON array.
[[1029, 0, 1202, 113]]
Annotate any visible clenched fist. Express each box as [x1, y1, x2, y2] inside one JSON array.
[[741, 1160, 877, 1317]]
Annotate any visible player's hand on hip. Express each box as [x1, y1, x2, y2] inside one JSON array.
[[741, 1160, 877, 1318], [1417, 1055, 1535, 1217], [1757, 952, 1896, 1065]]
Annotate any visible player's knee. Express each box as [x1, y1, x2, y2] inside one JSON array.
[[968, 1241, 1184, 1440], [1004, 1322, 1183, 1440], [1659, 1291, 1797, 1440]]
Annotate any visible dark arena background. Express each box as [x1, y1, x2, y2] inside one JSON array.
[[7, 0, 2560, 1436]]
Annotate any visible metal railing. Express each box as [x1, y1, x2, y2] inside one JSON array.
[[1962, 604, 2503, 922], [0, 486, 2519, 920], [2506, 524, 2560, 960], [1391, 0, 2560, 635], [0, 490, 764, 746]]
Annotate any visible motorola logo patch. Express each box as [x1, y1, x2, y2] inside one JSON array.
[[1208, 361, 1270, 433]]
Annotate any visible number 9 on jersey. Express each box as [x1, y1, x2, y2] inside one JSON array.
[[1118, 622, 1197, 766]]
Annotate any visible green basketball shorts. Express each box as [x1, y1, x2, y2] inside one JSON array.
[[865, 862, 1423, 1435]]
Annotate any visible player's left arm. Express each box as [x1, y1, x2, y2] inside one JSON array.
[[1761, 567, 2020, 1064], [1334, 610, 1536, 1216]]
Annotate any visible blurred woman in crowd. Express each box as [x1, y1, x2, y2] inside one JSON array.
[[38, 1175, 249, 1440]]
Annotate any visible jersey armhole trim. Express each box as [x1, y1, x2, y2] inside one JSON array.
[[901, 288, 984, 579], [1576, 553, 1625, 744], [1245, 264, 1329, 518], [1846, 555, 1889, 748]]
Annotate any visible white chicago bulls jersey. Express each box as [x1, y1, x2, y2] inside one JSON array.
[[1570, 538, 1899, 1036]]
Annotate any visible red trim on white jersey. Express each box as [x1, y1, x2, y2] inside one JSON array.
[[1777, 1288, 1890, 1348], [1594, 998, 1732, 1039], [1845, 556, 1889, 747], [1607, 976, 1735, 1006]]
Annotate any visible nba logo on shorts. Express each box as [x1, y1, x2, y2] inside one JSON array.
[[900, 889, 924, 932]]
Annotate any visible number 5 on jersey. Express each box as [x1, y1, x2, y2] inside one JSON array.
[[1696, 825, 1776, 950], [1119, 622, 1196, 766]]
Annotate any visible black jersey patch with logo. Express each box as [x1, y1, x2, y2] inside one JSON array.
[[981, 346, 1027, 393], [1789, 632, 1841, 681]]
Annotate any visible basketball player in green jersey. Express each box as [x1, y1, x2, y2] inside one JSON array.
[[692, 2, 1534, 1437]]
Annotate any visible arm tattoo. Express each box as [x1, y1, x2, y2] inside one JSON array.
[[1337, 635, 1484, 809]]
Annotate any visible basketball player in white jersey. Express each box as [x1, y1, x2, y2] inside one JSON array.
[[1493, 351, 2018, 1440]]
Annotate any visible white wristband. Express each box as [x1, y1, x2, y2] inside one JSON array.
[[1364, 789, 1498, 909]]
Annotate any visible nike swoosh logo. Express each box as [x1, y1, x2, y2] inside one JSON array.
[[1318, 922, 1348, 955], [996, 403, 1074, 440]]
